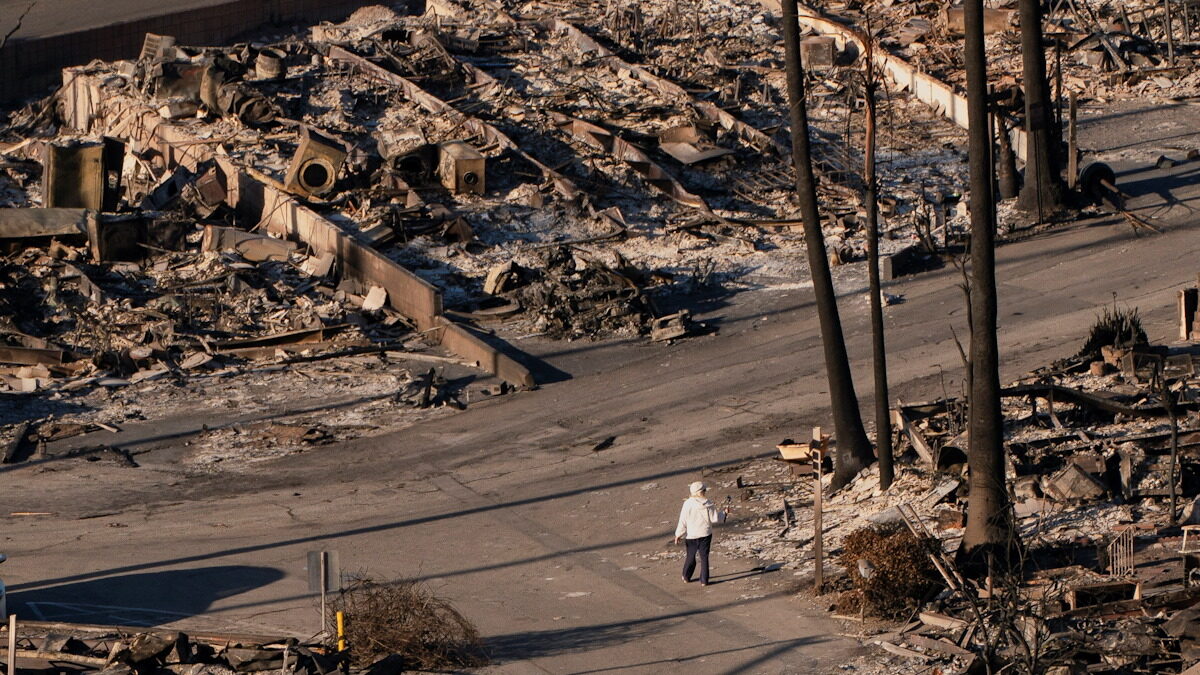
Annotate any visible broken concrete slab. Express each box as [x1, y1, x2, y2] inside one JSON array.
[[201, 225, 298, 262], [0, 208, 92, 242], [1044, 462, 1108, 501], [361, 286, 388, 312]]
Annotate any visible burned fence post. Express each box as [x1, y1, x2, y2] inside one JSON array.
[[6, 614, 15, 675], [1068, 91, 1078, 190], [813, 426, 826, 594], [308, 550, 341, 636], [1180, 286, 1198, 341], [1165, 0, 1177, 68]]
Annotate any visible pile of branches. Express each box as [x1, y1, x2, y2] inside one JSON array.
[[837, 524, 943, 618], [331, 575, 487, 670]]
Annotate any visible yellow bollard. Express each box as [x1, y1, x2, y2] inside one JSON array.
[[336, 611, 346, 652]]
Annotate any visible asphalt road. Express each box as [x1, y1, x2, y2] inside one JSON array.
[[0, 0, 228, 39]]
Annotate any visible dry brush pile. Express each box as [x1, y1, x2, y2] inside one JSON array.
[[837, 524, 943, 619], [330, 575, 488, 671]]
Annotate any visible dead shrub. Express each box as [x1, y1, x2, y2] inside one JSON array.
[[837, 524, 942, 618], [1078, 305, 1147, 359], [331, 575, 488, 670]]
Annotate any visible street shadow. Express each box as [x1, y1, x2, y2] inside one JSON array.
[[486, 617, 664, 662], [1118, 165, 1200, 216], [1076, 102, 1191, 128], [0, 395, 93, 428], [568, 635, 834, 674], [8, 452, 777, 595], [706, 563, 783, 585], [1088, 129, 1200, 155], [485, 606, 826, 665], [9, 565, 285, 626]]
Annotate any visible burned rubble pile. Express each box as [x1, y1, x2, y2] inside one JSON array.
[[814, 0, 1200, 100], [0, 0, 973, 332], [716, 322, 1200, 673], [0, 621, 344, 675], [0, 0, 987, 461]]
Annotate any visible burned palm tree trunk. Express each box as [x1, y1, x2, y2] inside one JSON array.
[[781, 0, 875, 491], [1016, 0, 1064, 216], [996, 117, 1021, 200], [864, 70, 894, 490], [961, 0, 1013, 571]]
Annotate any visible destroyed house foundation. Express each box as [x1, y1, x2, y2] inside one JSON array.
[[56, 64, 534, 388]]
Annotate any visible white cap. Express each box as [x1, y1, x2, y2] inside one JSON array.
[[689, 481, 707, 495]]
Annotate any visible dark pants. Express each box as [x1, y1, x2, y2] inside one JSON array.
[[683, 535, 712, 584]]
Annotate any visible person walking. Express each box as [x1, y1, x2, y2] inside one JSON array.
[[674, 481, 729, 586]]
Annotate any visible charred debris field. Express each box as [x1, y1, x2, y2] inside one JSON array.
[[0, 0, 974, 469], [3, 0, 1200, 673]]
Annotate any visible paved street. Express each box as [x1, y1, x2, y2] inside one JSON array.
[[0, 0, 228, 39]]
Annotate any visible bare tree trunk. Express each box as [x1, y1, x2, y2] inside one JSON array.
[[1016, 0, 1064, 216], [781, 0, 875, 491], [996, 117, 1021, 200], [864, 71, 894, 490], [961, 0, 1013, 572]]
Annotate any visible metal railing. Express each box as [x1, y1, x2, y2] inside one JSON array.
[[1108, 528, 1135, 578]]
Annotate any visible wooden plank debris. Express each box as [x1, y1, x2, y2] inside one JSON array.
[[903, 634, 973, 658], [919, 611, 969, 631], [891, 407, 935, 464], [877, 641, 927, 660]]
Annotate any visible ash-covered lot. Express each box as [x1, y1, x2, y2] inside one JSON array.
[[3, 0, 1200, 672]]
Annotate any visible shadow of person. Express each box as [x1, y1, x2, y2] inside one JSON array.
[[706, 563, 784, 586], [9, 565, 285, 626]]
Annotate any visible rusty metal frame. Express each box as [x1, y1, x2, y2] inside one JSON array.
[[1108, 527, 1135, 578]]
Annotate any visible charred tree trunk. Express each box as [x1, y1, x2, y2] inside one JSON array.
[[864, 75, 894, 490], [1016, 0, 1064, 216], [961, 0, 1013, 572], [996, 117, 1021, 200], [781, 0, 875, 491]]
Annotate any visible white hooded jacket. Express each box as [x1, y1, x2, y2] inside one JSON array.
[[675, 496, 726, 539]]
